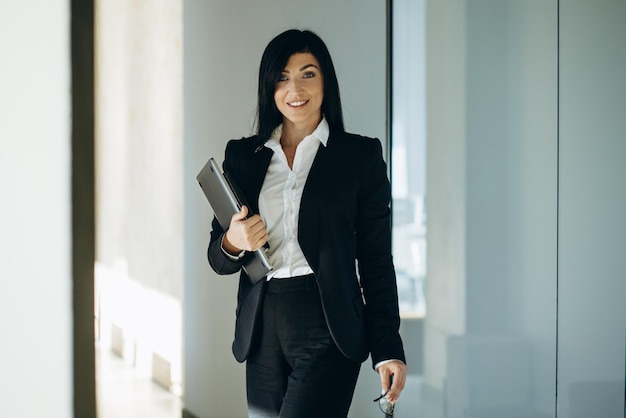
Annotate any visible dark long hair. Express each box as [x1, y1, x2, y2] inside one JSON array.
[[255, 29, 345, 144]]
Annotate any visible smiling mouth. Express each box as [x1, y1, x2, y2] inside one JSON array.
[[288, 100, 308, 107]]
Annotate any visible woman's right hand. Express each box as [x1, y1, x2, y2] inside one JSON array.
[[223, 205, 268, 254]]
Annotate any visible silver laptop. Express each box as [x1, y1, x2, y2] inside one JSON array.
[[196, 158, 273, 283]]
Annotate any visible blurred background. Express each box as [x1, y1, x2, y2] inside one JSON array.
[[1, 1, 624, 417]]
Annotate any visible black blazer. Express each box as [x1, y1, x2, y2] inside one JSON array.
[[207, 131, 405, 368]]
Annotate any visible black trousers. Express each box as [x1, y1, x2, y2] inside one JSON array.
[[246, 274, 361, 418]]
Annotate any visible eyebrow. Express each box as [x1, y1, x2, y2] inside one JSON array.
[[282, 63, 320, 73]]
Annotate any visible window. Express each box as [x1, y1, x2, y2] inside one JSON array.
[[391, 0, 427, 317]]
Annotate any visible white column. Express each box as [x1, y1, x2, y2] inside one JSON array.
[[0, 1, 73, 416]]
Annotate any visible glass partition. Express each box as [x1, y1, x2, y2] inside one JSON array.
[[390, 1, 558, 417]]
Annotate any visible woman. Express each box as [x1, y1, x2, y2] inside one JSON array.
[[208, 29, 407, 417]]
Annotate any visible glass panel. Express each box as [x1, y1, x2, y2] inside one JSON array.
[[391, 1, 558, 417], [391, 0, 427, 319]]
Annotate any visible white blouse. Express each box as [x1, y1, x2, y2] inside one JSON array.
[[259, 118, 329, 279]]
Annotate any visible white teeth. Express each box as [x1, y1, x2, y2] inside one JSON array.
[[289, 100, 307, 107]]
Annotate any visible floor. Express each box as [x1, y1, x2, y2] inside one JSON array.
[[95, 345, 440, 418], [96, 346, 182, 418]]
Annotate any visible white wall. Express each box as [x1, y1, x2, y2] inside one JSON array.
[[0, 1, 73, 417], [426, 1, 558, 416], [183, 1, 386, 416], [424, 0, 468, 395]]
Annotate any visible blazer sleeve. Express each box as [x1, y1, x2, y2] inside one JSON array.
[[207, 220, 247, 276], [355, 138, 406, 367]]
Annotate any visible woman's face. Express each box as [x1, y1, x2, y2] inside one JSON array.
[[274, 52, 324, 129]]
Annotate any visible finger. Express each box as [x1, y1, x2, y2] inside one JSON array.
[[378, 368, 392, 393], [386, 369, 406, 403], [245, 214, 264, 229], [241, 216, 265, 244], [247, 216, 267, 235], [225, 208, 253, 251], [231, 205, 248, 223], [254, 230, 268, 249]]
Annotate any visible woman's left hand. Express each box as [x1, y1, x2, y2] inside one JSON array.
[[377, 360, 407, 404]]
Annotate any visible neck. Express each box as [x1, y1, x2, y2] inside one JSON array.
[[280, 116, 321, 147]]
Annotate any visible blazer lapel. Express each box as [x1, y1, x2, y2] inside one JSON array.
[[297, 138, 334, 273], [235, 146, 273, 215]]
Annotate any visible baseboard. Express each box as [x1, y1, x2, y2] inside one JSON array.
[[182, 407, 200, 418]]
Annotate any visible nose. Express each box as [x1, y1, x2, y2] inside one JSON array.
[[287, 77, 304, 94]]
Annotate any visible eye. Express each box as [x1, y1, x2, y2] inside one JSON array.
[[278, 74, 288, 82], [303, 71, 316, 79]]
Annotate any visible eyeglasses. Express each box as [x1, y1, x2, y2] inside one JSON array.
[[373, 388, 395, 417]]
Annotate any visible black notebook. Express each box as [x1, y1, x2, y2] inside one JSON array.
[[196, 158, 273, 283]]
